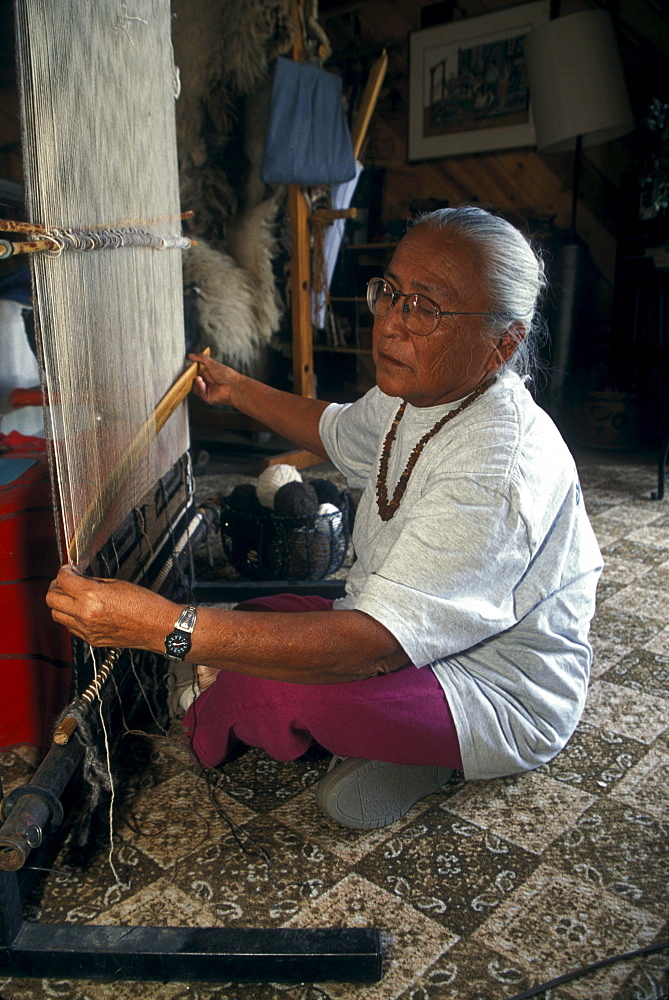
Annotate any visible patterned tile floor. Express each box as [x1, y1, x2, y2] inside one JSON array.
[[0, 449, 668, 1000]]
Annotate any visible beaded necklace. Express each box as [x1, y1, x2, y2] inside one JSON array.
[[376, 375, 498, 521]]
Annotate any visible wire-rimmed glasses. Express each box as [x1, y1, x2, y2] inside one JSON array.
[[366, 277, 503, 336]]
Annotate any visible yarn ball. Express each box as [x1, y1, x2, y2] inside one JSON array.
[[221, 485, 265, 563], [315, 503, 344, 546], [316, 502, 340, 517], [310, 478, 342, 508], [256, 463, 302, 508], [273, 480, 319, 518], [224, 483, 264, 514]]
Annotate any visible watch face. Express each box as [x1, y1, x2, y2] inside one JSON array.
[[165, 630, 191, 658]]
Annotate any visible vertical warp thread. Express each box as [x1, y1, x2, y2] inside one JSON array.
[[14, 0, 189, 571], [14, 0, 191, 882]]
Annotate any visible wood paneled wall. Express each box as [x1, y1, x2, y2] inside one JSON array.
[[322, 0, 666, 294]]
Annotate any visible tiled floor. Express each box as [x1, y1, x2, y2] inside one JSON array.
[[0, 448, 667, 1000]]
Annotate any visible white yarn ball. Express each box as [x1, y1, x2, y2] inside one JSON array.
[[256, 463, 302, 508], [317, 503, 343, 535], [317, 503, 340, 517], [316, 503, 342, 560]]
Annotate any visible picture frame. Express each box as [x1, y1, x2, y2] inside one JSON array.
[[408, 2, 550, 161]]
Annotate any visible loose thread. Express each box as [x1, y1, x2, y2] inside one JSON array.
[[109, 536, 122, 578], [199, 766, 273, 884], [128, 651, 169, 737], [91, 646, 128, 892], [133, 506, 155, 563], [115, 5, 148, 47]]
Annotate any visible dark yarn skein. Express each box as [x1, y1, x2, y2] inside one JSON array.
[[310, 478, 342, 509], [222, 483, 267, 558], [273, 480, 319, 517], [225, 483, 264, 514]]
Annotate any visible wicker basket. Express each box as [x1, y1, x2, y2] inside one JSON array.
[[219, 492, 350, 581]]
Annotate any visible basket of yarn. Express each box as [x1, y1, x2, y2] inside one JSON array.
[[219, 464, 350, 581]]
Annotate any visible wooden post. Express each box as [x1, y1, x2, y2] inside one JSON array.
[[288, 0, 314, 400], [289, 184, 315, 399], [351, 50, 388, 159]]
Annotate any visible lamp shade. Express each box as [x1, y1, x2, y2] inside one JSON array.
[[525, 9, 634, 152]]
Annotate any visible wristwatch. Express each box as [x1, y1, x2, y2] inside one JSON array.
[[164, 605, 197, 660]]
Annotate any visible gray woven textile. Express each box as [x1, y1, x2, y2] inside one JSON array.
[[15, 0, 188, 567]]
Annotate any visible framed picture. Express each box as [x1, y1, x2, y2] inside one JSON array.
[[408, 2, 549, 161]]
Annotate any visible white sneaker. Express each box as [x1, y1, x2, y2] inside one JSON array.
[[316, 757, 452, 830]]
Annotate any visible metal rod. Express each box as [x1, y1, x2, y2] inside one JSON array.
[[0, 737, 84, 871]]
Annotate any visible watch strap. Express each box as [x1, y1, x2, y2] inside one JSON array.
[[174, 606, 197, 634]]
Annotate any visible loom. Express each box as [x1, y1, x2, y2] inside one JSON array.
[[0, 0, 381, 984]]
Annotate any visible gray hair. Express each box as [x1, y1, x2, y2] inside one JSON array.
[[411, 206, 547, 380]]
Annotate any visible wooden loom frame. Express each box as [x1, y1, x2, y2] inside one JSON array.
[[0, 408, 382, 985], [0, 727, 381, 983], [0, 0, 382, 984], [0, 421, 381, 982]]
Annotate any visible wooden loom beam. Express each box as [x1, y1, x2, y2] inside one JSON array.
[[351, 49, 388, 161], [1, 918, 382, 983]]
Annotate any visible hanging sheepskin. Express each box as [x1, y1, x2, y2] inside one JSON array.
[[171, 0, 298, 373]]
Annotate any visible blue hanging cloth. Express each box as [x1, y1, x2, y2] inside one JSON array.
[[261, 57, 356, 186]]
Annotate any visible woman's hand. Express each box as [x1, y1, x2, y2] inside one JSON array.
[[46, 565, 174, 651], [189, 351, 329, 459], [189, 352, 241, 407]]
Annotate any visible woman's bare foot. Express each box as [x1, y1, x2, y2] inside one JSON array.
[[196, 664, 220, 691]]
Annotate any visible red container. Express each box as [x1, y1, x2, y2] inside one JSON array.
[[0, 438, 72, 750]]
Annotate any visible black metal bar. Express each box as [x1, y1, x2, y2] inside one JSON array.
[[0, 734, 84, 871], [0, 923, 383, 983], [0, 871, 23, 947]]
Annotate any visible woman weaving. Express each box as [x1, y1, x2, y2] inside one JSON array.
[[47, 206, 602, 830]]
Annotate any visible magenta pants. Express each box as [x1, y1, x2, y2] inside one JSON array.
[[183, 594, 463, 771]]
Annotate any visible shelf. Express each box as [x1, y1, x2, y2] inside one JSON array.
[[313, 234, 390, 399]]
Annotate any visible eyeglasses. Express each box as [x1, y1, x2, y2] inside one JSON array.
[[366, 277, 503, 337]]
